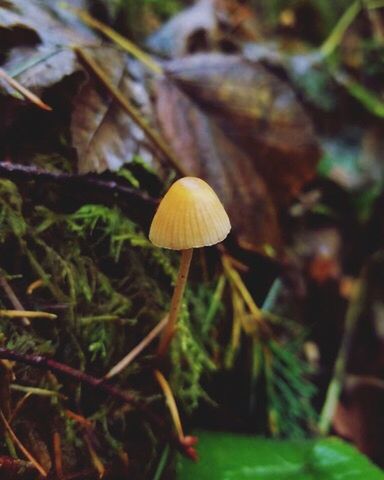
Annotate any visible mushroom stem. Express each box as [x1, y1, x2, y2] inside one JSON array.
[[158, 248, 193, 356]]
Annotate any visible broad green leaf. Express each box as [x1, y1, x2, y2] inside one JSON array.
[[178, 431, 384, 480]]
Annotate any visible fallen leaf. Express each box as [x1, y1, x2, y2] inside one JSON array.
[[146, 0, 262, 58], [155, 76, 281, 254], [0, 0, 98, 93], [163, 53, 320, 207], [71, 47, 160, 174]]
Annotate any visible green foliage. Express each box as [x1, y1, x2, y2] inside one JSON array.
[[0, 179, 218, 471], [265, 338, 317, 437], [0, 179, 26, 239], [177, 431, 384, 479]]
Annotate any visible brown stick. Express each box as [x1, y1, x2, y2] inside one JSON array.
[[0, 161, 157, 228], [0, 347, 194, 459], [106, 315, 168, 379]]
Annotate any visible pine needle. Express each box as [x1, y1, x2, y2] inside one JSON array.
[[0, 409, 48, 477], [0, 309, 57, 319], [106, 315, 168, 379], [64, 5, 162, 75], [75, 47, 187, 176], [0, 68, 52, 111], [154, 370, 184, 440]]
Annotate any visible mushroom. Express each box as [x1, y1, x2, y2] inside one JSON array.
[[149, 177, 231, 356]]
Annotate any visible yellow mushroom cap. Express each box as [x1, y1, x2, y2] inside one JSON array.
[[149, 177, 231, 250]]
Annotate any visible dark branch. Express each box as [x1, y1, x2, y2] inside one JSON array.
[[0, 347, 194, 459], [0, 161, 158, 229]]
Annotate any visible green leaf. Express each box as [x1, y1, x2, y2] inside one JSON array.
[[178, 431, 384, 480]]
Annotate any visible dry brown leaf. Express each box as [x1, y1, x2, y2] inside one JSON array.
[[0, 0, 96, 51], [146, 0, 262, 58], [163, 53, 320, 207], [155, 77, 281, 254], [0, 0, 97, 93], [71, 47, 160, 174]]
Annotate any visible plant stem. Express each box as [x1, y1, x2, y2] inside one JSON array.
[[320, 1, 361, 57], [0, 277, 30, 326], [318, 279, 365, 435], [75, 48, 187, 176], [106, 315, 168, 379], [158, 249, 193, 357]]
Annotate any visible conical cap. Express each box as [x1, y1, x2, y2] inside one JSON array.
[[149, 177, 231, 250]]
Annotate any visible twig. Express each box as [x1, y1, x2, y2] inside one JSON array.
[[320, 1, 361, 57], [53, 431, 64, 480], [0, 409, 47, 477], [0, 310, 57, 320], [106, 315, 168, 379], [0, 348, 192, 459], [10, 384, 65, 399], [318, 279, 365, 435], [0, 161, 157, 228], [154, 370, 184, 440], [0, 456, 35, 475], [0, 68, 52, 111], [26, 279, 44, 295], [0, 277, 30, 326], [75, 48, 187, 176], [84, 431, 105, 479], [65, 6, 163, 74]]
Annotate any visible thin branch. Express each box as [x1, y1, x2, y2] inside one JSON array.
[[0, 347, 192, 459], [320, 1, 361, 57], [0, 161, 157, 228], [0, 310, 57, 320], [66, 6, 163, 74], [106, 315, 168, 379], [75, 48, 187, 176], [0, 68, 52, 111], [318, 279, 365, 435], [0, 409, 47, 477], [0, 277, 30, 326]]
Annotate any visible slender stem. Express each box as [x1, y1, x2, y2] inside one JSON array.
[[75, 48, 187, 176], [318, 279, 364, 435], [0, 68, 52, 111], [157, 249, 193, 357], [0, 277, 30, 326], [0, 310, 57, 319], [0, 348, 193, 458], [68, 7, 163, 74], [320, 1, 361, 57], [106, 315, 168, 379], [154, 369, 184, 439]]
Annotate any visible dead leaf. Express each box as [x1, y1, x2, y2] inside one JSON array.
[[155, 76, 281, 254], [146, 0, 262, 58], [0, 0, 96, 51], [147, 0, 219, 58], [71, 47, 159, 174], [0, 0, 98, 93], [163, 53, 320, 206]]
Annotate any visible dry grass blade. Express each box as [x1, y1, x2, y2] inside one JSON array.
[[64, 5, 162, 74], [154, 370, 184, 440], [0, 409, 48, 477], [0, 310, 57, 319], [84, 432, 105, 479], [0, 68, 52, 111], [53, 432, 64, 479], [0, 277, 30, 326], [26, 279, 44, 295], [75, 48, 186, 175], [106, 315, 168, 379]]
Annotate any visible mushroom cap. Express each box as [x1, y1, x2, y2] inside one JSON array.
[[149, 177, 231, 250]]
